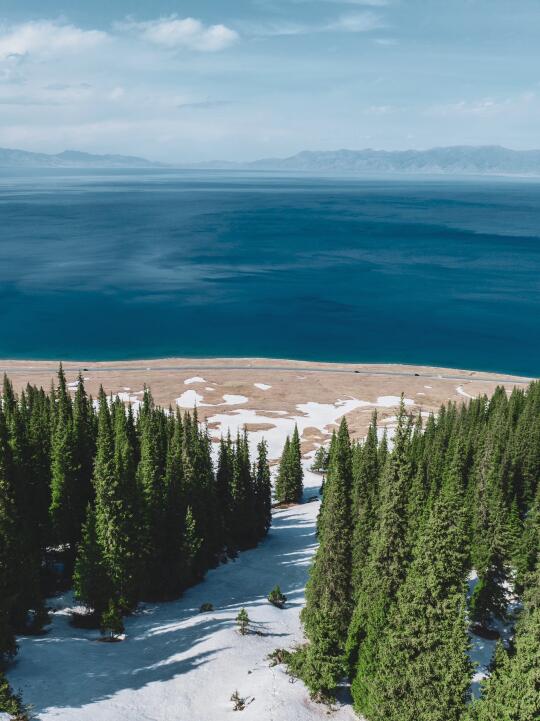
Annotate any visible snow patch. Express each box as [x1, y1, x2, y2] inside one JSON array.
[[254, 383, 272, 391], [221, 394, 248, 405], [184, 377, 206, 385], [175, 392, 249, 409], [176, 390, 206, 408], [456, 385, 475, 399]]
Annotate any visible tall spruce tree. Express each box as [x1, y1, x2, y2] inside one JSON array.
[[299, 418, 353, 698], [347, 402, 412, 714], [361, 459, 472, 721]]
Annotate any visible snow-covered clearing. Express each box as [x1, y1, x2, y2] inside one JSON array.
[[8, 462, 355, 721]]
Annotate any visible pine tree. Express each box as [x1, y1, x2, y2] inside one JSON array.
[[351, 413, 379, 596], [299, 418, 353, 698], [347, 403, 412, 713], [290, 425, 304, 502], [49, 365, 78, 554], [93, 389, 139, 609], [275, 436, 292, 503], [361, 462, 472, 721], [73, 505, 110, 616], [254, 439, 272, 539], [161, 413, 187, 596], [181, 506, 202, 587]]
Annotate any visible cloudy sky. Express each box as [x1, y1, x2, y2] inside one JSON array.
[[0, 0, 539, 161]]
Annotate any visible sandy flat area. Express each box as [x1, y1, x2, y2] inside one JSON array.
[[0, 358, 532, 456]]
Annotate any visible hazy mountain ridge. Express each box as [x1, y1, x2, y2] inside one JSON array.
[[244, 145, 540, 176], [3, 144, 540, 175], [189, 145, 540, 176], [0, 147, 165, 168]]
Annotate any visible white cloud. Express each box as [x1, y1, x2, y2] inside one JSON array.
[[120, 16, 239, 52], [0, 20, 107, 60], [243, 10, 383, 36], [328, 12, 384, 31], [428, 93, 537, 118]]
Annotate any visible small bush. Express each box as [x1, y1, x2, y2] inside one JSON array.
[[230, 690, 246, 711], [199, 603, 214, 613], [0, 673, 27, 719], [268, 648, 292, 667], [268, 585, 287, 609], [236, 608, 250, 635]]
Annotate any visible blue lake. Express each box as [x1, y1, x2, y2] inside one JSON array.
[[0, 169, 539, 375]]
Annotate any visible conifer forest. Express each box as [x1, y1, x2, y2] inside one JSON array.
[[1, 369, 539, 720]]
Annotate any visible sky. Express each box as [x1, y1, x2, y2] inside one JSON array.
[[0, 0, 539, 161]]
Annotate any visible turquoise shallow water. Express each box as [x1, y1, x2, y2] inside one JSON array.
[[0, 169, 539, 376]]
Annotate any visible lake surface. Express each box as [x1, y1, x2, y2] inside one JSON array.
[[0, 169, 539, 375]]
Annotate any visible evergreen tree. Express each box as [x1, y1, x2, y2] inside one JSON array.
[[94, 389, 139, 609], [254, 439, 272, 539], [275, 436, 292, 503], [290, 425, 304, 502], [299, 418, 353, 698], [347, 403, 412, 713], [360, 462, 471, 721], [350, 413, 379, 596], [73, 505, 110, 615], [49, 365, 78, 553]]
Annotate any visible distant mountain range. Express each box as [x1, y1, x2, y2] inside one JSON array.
[[0, 147, 164, 169], [212, 146, 540, 176], [2, 144, 540, 176]]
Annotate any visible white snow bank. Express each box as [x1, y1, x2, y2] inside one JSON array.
[[184, 377, 206, 385], [175, 392, 249, 409], [222, 394, 249, 405], [254, 383, 272, 391], [176, 390, 206, 408]]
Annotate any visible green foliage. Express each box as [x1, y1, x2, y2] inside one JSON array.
[[0, 672, 26, 718], [73, 505, 110, 615], [300, 418, 353, 696], [268, 585, 287, 608], [274, 425, 303, 504], [100, 599, 125, 640], [311, 445, 329, 472], [236, 608, 250, 635]]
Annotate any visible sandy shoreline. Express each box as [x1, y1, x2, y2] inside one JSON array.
[[1, 358, 533, 455]]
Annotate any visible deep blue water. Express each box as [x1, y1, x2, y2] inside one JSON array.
[[0, 169, 539, 375]]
